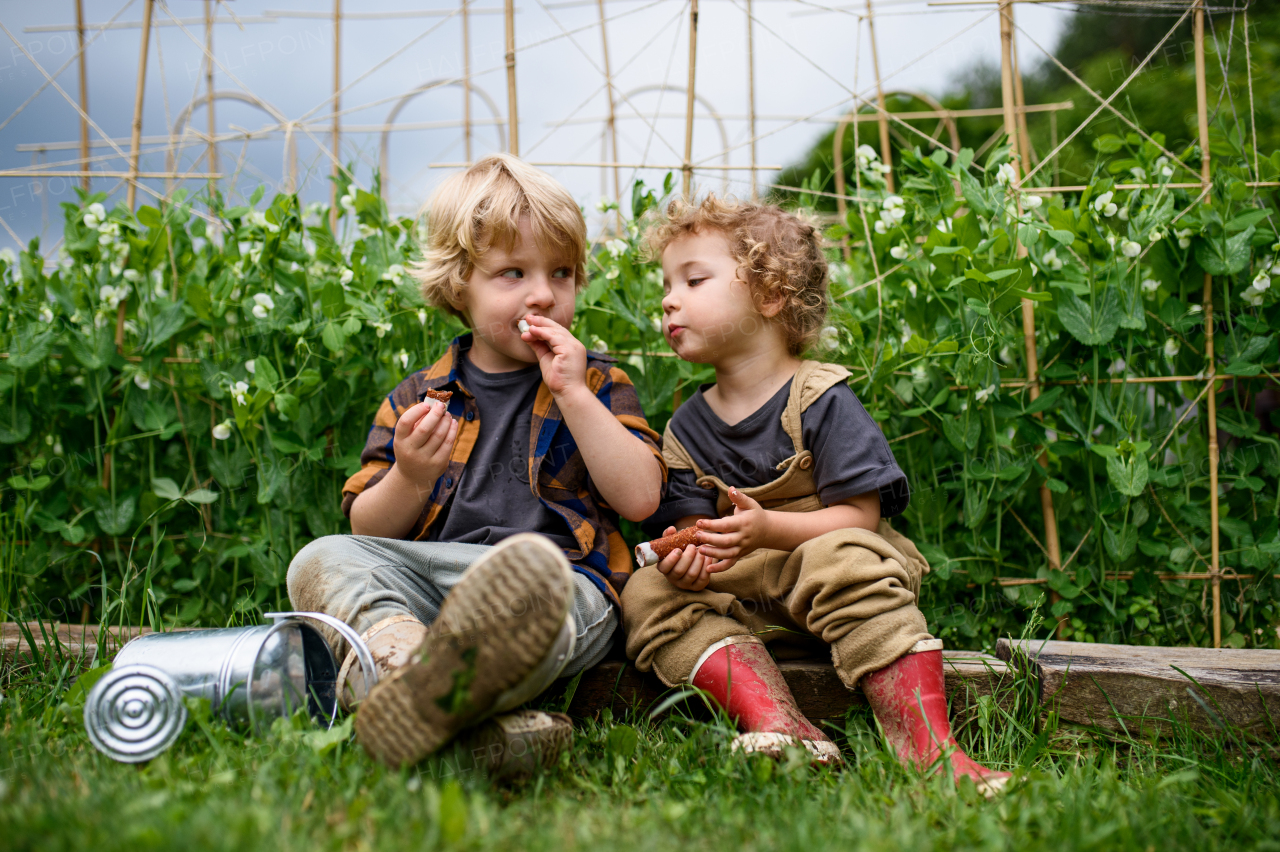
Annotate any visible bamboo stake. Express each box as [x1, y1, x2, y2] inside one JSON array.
[[462, 0, 472, 163], [75, 0, 89, 193], [746, 0, 758, 200], [864, 0, 893, 193], [597, 0, 622, 230], [1000, 0, 1063, 631], [125, 0, 154, 212], [204, 0, 216, 198], [330, 0, 341, 232], [1011, 31, 1034, 167], [505, 0, 518, 155], [682, 0, 700, 198], [1193, 0, 1221, 648]]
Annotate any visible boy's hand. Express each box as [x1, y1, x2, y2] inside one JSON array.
[[654, 526, 713, 591], [391, 399, 458, 496], [520, 314, 587, 400], [695, 488, 772, 573]]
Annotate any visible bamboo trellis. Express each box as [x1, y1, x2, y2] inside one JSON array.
[[1, 0, 1266, 648]]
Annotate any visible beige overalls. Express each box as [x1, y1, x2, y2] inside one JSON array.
[[622, 360, 934, 689]]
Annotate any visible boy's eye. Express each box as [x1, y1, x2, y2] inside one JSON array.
[[500, 269, 524, 279], [688, 277, 706, 287], [552, 267, 572, 279]]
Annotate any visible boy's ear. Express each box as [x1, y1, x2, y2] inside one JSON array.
[[757, 289, 786, 319]]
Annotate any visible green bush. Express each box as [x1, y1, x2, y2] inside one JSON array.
[[2, 140, 1279, 651]]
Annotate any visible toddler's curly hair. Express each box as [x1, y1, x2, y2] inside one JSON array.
[[644, 195, 828, 355]]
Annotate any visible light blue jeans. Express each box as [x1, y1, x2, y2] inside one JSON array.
[[286, 535, 617, 678]]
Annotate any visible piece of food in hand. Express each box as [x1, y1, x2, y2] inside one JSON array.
[[635, 526, 701, 568], [518, 319, 531, 334], [424, 389, 452, 405]]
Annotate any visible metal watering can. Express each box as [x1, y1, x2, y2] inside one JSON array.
[[84, 612, 376, 763]]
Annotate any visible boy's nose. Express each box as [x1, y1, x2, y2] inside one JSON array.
[[526, 276, 556, 307]]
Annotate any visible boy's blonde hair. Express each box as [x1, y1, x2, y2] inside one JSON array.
[[645, 195, 829, 356], [410, 154, 587, 322]]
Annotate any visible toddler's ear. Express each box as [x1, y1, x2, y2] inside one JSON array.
[[757, 290, 786, 319]]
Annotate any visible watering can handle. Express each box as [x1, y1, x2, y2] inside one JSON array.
[[263, 611, 379, 689]]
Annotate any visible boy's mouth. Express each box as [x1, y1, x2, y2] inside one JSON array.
[[667, 324, 685, 338]]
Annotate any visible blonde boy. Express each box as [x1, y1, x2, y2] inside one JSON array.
[[287, 154, 666, 767], [625, 195, 1010, 794]]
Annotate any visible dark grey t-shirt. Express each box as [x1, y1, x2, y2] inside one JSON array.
[[429, 355, 578, 550], [647, 376, 909, 532]]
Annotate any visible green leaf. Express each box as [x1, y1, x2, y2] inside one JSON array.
[[341, 316, 362, 335], [152, 477, 182, 501], [1105, 454, 1149, 497], [183, 488, 219, 505], [8, 324, 54, 370], [1048, 229, 1076, 246], [66, 326, 116, 370], [1046, 477, 1069, 494], [1093, 134, 1124, 153], [1023, 386, 1063, 416], [145, 301, 186, 351], [1224, 360, 1262, 376], [321, 322, 346, 352], [1015, 289, 1053, 302], [0, 404, 32, 444], [1195, 226, 1253, 275], [1104, 524, 1138, 561], [320, 281, 346, 318], [274, 392, 300, 421], [1058, 288, 1121, 345], [252, 358, 280, 393], [94, 496, 137, 536]]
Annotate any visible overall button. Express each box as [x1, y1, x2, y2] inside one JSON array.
[[445, 477, 454, 487], [799, 456, 813, 470], [465, 411, 475, 421]]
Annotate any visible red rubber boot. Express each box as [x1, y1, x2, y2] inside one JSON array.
[[691, 635, 842, 765], [860, 639, 1012, 797]]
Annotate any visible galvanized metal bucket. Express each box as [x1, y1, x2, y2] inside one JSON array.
[[85, 612, 376, 763]]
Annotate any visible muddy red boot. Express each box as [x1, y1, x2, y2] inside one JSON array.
[[691, 635, 841, 765], [860, 639, 1011, 797]]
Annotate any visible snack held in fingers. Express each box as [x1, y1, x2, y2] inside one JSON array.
[[635, 526, 701, 568], [424, 389, 453, 404], [518, 319, 530, 334]]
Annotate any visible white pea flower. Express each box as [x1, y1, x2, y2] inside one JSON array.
[[248, 210, 278, 233], [889, 243, 909, 261], [1022, 194, 1043, 210], [606, 239, 628, 257], [1155, 156, 1169, 168], [590, 335, 609, 353], [874, 219, 889, 235], [1243, 287, 1266, 307], [1189, 304, 1202, 313], [605, 266, 621, 280], [936, 217, 952, 233], [975, 384, 996, 404], [417, 309, 428, 326], [244, 359, 256, 374], [1120, 239, 1142, 258], [1092, 191, 1114, 212], [251, 292, 275, 319], [382, 263, 406, 282], [818, 325, 840, 351], [133, 372, 151, 391], [1130, 167, 1147, 181], [231, 380, 250, 406], [1252, 270, 1272, 292], [339, 192, 356, 213], [1160, 165, 1174, 179], [1163, 338, 1181, 358], [1106, 233, 1118, 249], [396, 349, 409, 371], [122, 269, 142, 283], [882, 195, 904, 211], [1149, 230, 1164, 243], [212, 420, 233, 441], [1108, 358, 1127, 374], [1118, 207, 1129, 221], [340, 268, 354, 286], [650, 314, 662, 333], [358, 224, 376, 239], [372, 320, 393, 338], [0, 248, 14, 266], [856, 144, 880, 169], [38, 304, 53, 323], [997, 163, 1017, 186], [1176, 228, 1193, 249], [905, 280, 918, 298], [1103, 203, 1119, 218], [1141, 278, 1161, 296]]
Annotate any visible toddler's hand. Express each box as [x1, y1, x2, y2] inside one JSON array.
[[695, 488, 771, 573], [520, 314, 587, 400], [391, 399, 458, 498], [654, 525, 712, 591]]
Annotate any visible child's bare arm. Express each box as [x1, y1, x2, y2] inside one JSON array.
[[695, 487, 880, 571], [555, 387, 663, 521], [521, 314, 663, 521], [349, 400, 457, 538]]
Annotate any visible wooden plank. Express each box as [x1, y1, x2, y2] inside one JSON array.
[[551, 651, 1011, 722], [996, 638, 1280, 736], [1, 622, 153, 668]]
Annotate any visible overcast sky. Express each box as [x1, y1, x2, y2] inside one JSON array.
[[0, 0, 1068, 251]]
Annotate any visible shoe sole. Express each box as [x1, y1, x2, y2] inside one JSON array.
[[356, 534, 573, 767], [731, 731, 844, 766]]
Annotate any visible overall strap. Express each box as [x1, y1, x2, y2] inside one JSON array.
[[779, 361, 853, 454]]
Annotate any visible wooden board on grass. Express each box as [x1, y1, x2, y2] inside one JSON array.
[[1, 622, 153, 668], [550, 651, 1011, 723], [996, 638, 1280, 736]]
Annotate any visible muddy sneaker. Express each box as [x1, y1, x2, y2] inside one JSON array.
[[337, 615, 429, 710], [356, 534, 574, 768], [456, 710, 575, 779]]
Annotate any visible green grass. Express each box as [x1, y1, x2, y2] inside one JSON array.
[[3, 646, 1279, 852]]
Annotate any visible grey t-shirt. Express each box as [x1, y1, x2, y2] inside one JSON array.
[[429, 355, 578, 551], [647, 376, 909, 532]]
